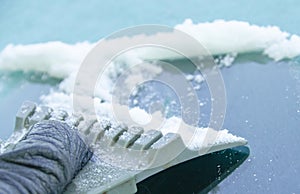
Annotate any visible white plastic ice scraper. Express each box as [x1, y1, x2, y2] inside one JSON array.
[[13, 101, 247, 194]]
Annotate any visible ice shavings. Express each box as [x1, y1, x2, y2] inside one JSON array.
[[0, 128, 28, 154], [185, 72, 204, 91], [65, 160, 129, 193], [41, 85, 247, 151], [0, 19, 266, 151], [0, 20, 300, 81], [188, 128, 247, 151], [142, 115, 246, 150], [40, 91, 72, 111], [0, 41, 94, 78], [264, 34, 300, 61], [185, 74, 204, 84], [214, 53, 238, 67], [10, 48, 246, 151], [129, 107, 151, 125], [175, 19, 300, 61]]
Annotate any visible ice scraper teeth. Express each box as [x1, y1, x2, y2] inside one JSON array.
[[14, 101, 247, 194], [14, 101, 36, 131]]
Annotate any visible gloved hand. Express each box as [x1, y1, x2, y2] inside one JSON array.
[[0, 120, 93, 194]]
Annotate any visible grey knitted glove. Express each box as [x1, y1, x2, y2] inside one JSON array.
[[0, 120, 93, 194]]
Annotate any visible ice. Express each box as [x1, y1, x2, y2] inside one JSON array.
[[0, 41, 93, 79], [67, 160, 129, 193], [187, 128, 247, 150], [176, 19, 300, 61], [0, 128, 28, 153], [98, 118, 112, 130], [185, 74, 194, 81], [0, 20, 300, 83], [50, 109, 68, 120], [194, 74, 204, 83], [129, 107, 151, 125], [0, 19, 261, 153]]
